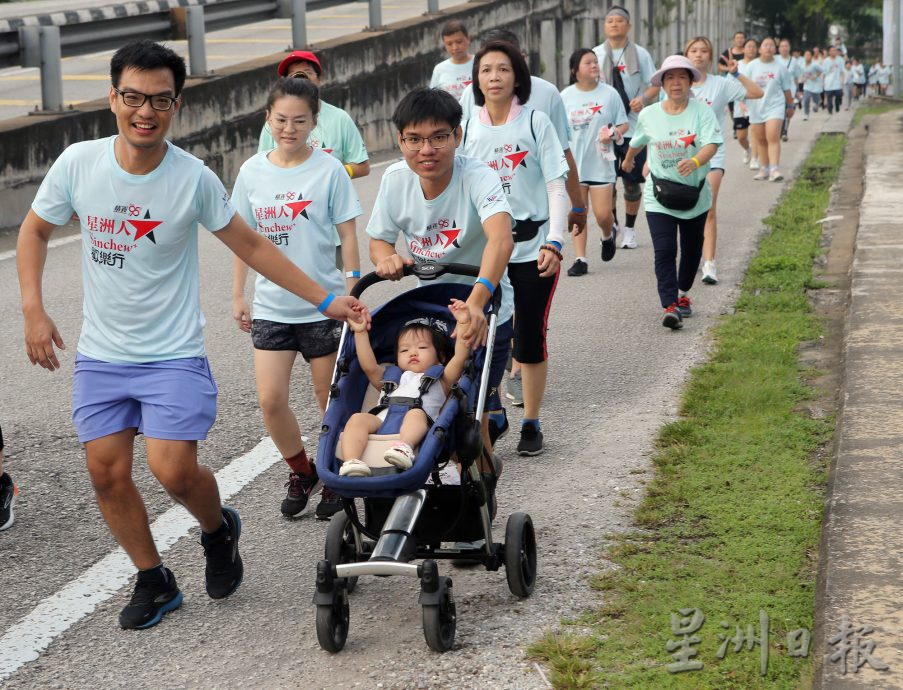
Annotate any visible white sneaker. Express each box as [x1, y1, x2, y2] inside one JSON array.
[[743, 149, 751, 165], [753, 168, 769, 181], [383, 442, 415, 470], [803, 115, 809, 121], [749, 158, 759, 170], [620, 226, 638, 249], [702, 260, 718, 285], [339, 459, 371, 477], [769, 168, 784, 182]]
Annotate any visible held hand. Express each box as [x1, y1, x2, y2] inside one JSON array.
[[324, 296, 372, 330], [629, 96, 645, 113], [448, 298, 472, 326], [375, 254, 412, 281], [598, 127, 614, 145], [676, 158, 697, 176], [451, 302, 488, 349], [568, 209, 587, 236], [24, 310, 66, 371], [232, 296, 252, 333], [537, 248, 561, 278], [621, 157, 636, 174], [347, 308, 369, 333]]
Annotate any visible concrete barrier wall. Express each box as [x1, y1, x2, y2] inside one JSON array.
[[0, 0, 744, 231]]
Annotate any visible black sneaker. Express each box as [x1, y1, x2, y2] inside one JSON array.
[[202, 506, 243, 599], [600, 227, 618, 262], [280, 470, 321, 517], [517, 425, 544, 456], [567, 259, 588, 277], [119, 568, 183, 630], [488, 409, 510, 446], [662, 304, 684, 330], [0, 473, 16, 532], [315, 487, 344, 521]]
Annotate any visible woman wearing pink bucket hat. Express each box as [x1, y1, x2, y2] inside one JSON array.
[[621, 55, 722, 330]]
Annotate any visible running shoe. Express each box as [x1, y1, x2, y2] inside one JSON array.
[[119, 568, 183, 630], [0, 473, 17, 532], [749, 157, 759, 170], [620, 226, 638, 249], [743, 149, 751, 165], [517, 425, 544, 456], [339, 459, 371, 477], [781, 134, 789, 142], [676, 295, 693, 318], [769, 168, 784, 182], [567, 259, 588, 276], [383, 442, 415, 470], [280, 470, 321, 517], [753, 168, 769, 181], [803, 115, 809, 121], [202, 506, 243, 599], [505, 372, 524, 407], [315, 486, 344, 520], [600, 227, 618, 261], [662, 304, 684, 330], [701, 261, 718, 285], [488, 408, 510, 446]]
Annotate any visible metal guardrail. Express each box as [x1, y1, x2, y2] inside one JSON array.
[[2, 0, 442, 112]]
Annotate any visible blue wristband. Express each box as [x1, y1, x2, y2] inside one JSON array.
[[475, 277, 495, 295], [345, 270, 361, 278], [571, 206, 586, 214], [317, 292, 336, 314], [548, 240, 562, 250]]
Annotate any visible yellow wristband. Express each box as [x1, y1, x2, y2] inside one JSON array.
[[691, 156, 701, 169], [344, 164, 354, 178]]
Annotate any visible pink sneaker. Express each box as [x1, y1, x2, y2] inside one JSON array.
[[383, 442, 415, 470]]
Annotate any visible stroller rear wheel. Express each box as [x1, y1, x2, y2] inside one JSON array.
[[315, 588, 350, 653], [422, 575, 456, 652], [504, 512, 537, 597], [325, 510, 360, 594]]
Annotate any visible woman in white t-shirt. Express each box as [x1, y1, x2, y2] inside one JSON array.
[[231, 77, 363, 517], [736, 38, 759, 169], [746, 37, 795, 182], [684, 36, 763, 285], [559, 48, 629, 277]]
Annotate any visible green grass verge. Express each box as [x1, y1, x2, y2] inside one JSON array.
[[852, 99, 903, 127], [529, 134, 846, 689]]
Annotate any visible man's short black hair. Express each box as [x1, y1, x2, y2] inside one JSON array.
[[471, 40, 532, 107], [441, 20, 468, 38], [111, 40, 186, 96], [482, 28, 520, 50], [392, 87, 463, 133]]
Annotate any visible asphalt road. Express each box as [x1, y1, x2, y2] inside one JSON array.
[[0, 0, 459, 120], [0, 110, 832, 688]]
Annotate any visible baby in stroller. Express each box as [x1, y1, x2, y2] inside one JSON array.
[[339, 298, 472, 477]]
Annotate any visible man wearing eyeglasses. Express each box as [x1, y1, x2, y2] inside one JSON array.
[[15, 39, 369, 631], [367, 88, 514, 506]]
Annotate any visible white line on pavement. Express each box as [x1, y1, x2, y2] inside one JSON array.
[[0, 436, 283, 683], [0, 233, 80, 262]]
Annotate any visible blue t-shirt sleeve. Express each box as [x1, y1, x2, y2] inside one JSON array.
[[429, 63, 441, 88], [258, 122, 275, 153], [727, 76, 748, 103], [31, 149, 74, 226], [630, 110, 650, 148], [533, 113, 569, 183], [780, 65, 794, 92], [329, 162, 364, 225], [698, 105, 724, 149], [467, 162, 513, 224], [366, 172, 403, 243], [640, 49, 656, 86], [338, 111, 369, 164], [547, 91, 571, 150], [231, 168, 254, 229], [459, 86, 475, 116], [194, 166, 236, 232]]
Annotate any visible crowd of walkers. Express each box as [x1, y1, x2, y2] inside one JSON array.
[[9, 4, 873, 633]]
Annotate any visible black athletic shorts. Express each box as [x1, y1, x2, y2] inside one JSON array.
[[732, 116, 750, 131], [251, 318, 341, 362], [508, 260, 559, 364], [614, 138, 647, 184]]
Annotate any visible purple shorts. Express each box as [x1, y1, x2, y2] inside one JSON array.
[[72, 354, 218, 443]]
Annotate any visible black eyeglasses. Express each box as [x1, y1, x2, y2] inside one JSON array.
[[114, 88, 179, 111], [400, 132, 453, 151]]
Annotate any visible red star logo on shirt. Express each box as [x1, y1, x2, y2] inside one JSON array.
[[617, 64, 626, 72], [678, 134, 697, 148], [127, 210, 162, 244], [439, 227, 461, 249], [285, 199, 313, 220], [322, 148, 334, 154], [463, 80, 473, 87], [504, 148, 529, 169], [590, 104, 605, 115]]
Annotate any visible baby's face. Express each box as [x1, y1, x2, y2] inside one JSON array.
[[397, 331, 440, 373]]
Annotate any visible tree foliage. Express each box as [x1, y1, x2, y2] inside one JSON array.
[[746, 0, 882, 51]]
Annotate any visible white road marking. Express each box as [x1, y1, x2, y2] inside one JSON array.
[[0, 233, 80, 262], [0, 436, 284, 683]]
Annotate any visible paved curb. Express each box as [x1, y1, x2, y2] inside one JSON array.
[[0, 0, 204, 34]]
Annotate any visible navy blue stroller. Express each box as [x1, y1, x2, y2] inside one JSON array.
[[313, 264, 537, 653]]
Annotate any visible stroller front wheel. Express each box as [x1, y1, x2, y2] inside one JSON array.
[[504, 512, 537, 597], [422, 576, 456, 652], [325, 510, 361, 594], [316, 588, 350, 653]]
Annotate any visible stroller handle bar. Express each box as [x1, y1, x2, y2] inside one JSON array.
[[351, 263, 503, 316]]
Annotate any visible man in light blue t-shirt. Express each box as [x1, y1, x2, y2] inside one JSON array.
[[429, 19, 474, 101], [367, 87, 514, 511], [16, 40, 368, 632]]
